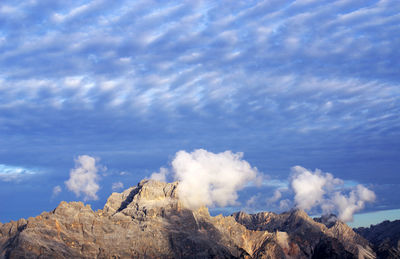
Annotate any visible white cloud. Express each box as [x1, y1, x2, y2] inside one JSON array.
[[171, 149, 260, 210], [150, 167, 169, 182], [291, 166, 342, 211], [0, 164, 36, 182], [111, 181, 124, 191], [52, 185, 62, 198], [268, 189, 283, 203], [265, 187, 291, 212], [65, 155, 101, 201], [148, 149, 265, 211], [332, 185, 376, 222], [290, 166, 375, 222], [246, 195, 259, 208]]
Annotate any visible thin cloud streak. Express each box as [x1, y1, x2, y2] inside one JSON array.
[[0, 164, 37, 182]]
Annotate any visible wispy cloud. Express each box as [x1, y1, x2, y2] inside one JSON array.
[[0, 164, 36, 182], [111, 181, 124, 191], [51, 185, 62, 199]]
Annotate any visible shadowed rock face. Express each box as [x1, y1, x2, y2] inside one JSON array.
[[0, 180, 376, 258], [354, 220, 400, 259]]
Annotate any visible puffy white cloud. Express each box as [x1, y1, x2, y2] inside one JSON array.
[[65, 155, 101, 201], [290, 166, 375, 222], [171, 149, 260, 210], [291, 166, 342, 211], [332, 185, 376, 222], [150, 167, 169, 182], [111, 181, 124, 191]]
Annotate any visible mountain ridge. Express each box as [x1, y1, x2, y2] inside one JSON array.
[[0, 179, 395, 258], [354, 219, 400, 259]]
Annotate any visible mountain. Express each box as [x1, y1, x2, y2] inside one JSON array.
[[0, 179, 378, 258], [354, 220, 400, 259]]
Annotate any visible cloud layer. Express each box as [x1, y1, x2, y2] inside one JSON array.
[[0, 0, 398, 135], [65, 155, 101, 201], [0, 0, 398, 222]]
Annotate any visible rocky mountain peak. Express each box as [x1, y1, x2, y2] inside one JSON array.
[[103, 179, 183, 219], [53, 201, 92, 216], [135, 179, 179, 200], [314, 213, 338, 228], [0, 179, 392, 258]]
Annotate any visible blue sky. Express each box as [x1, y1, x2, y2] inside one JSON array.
[[0, 0, 399, 224]]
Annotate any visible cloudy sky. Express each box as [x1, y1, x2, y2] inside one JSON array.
[[0, 0, 399, 224]]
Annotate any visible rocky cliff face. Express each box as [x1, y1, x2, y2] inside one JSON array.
[[0, 180, 377, 258], [232, 210, 375, 258], [355, 220, 400, 259]]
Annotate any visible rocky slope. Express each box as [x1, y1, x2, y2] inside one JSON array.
[[355, 220, 400, 259], [233, 210, 375, 258], [0, 179, 377, 258]]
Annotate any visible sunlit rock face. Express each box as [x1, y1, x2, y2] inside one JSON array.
[[0, 179, 378, 258]]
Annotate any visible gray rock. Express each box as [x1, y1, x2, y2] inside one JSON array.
[[0, 179, 380, 258]]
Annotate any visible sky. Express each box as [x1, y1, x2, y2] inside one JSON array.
[[0, 0, 399, 225]]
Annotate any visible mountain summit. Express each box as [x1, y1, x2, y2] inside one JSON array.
[[0, 179, 385, 258]]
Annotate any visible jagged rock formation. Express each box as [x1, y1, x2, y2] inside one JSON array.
[[355, 220, 400, 259], [233, 210, 375, 258], [0, 179, 378, 258]]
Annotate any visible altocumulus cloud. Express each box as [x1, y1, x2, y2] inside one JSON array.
[[65, 155, 102, 201], [0, 0, 398, 134], [0, 0, 398, 222]]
